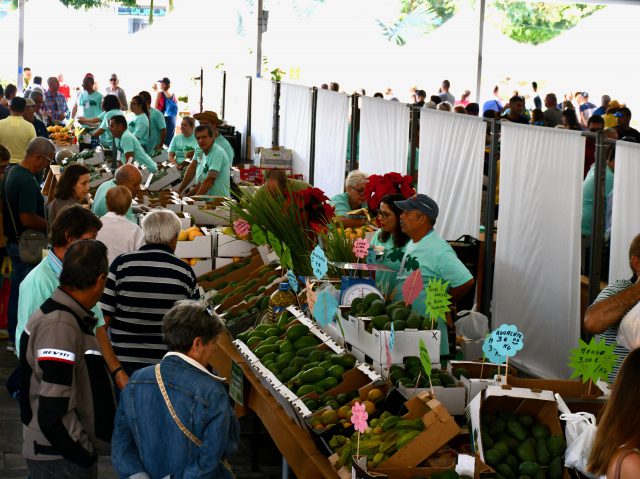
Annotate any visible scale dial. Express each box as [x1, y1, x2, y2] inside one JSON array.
[[341, 283, 383, 307]]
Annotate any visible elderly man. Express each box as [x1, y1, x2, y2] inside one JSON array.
[[109, 115, 158, 172], [584, 234, 640, 382], [20, 240, 115, 479], [112, 300, 239, 479], [96, 186, 144, 264], [97, 209, 200, 390], [329, 170, 369, 228], [44, 76, 69, 124], [24, 97, 49, 138], [0, 96, 36, 163], [394, 194, 474, 355], [92, 164, 143, 223], [175, 124, 230, 197], [1, 137, 53, 350], [16, 206, 104, 357]]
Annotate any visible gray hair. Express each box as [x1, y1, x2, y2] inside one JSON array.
[[141, 209, 181, 246], [26, 137, 55, 159], [345, 170, 367, 189], [28, 90, 43, 102], [163, 300, 224, 353]]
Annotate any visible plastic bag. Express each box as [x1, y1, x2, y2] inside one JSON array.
[[455, 306, 489, 340], [559, 411, 598, 478], [617, 300, 640, 350]]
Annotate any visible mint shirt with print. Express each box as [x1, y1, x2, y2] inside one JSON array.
[[370, 229, 406, 297], [194, 144, 230, 197], [128, 113, 150, 148], [78, 90, 103, 121], [330, 192, 367, 217], [168, 134, 198, 163], [92, 179, 137, 224], [394, 229, 473, 355], [98, 109, 125, 149], [147, 108, 166, 155], [582, 164, 614, 236], [215, 134, 235, 164], [116, 130, 158, 173]]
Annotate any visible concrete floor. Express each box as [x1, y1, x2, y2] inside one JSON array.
[[0, 338, 285, 479]]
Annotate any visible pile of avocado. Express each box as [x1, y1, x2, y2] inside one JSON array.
[[388, 357, 457, 389], [350, 293, 435, 332], [197, 257, 252, 284], [208, 266, 278, 307], [481, 410, 566, 479]]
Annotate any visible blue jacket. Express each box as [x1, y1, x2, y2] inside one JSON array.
[[111, 354, 239, 479]]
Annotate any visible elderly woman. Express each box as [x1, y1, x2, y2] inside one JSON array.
[[330, 170, 368, 228], [111, 300, 239, 479], [48, 163, 91, 225]]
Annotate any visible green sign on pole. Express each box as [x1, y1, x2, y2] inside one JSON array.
[[230, 361, 245, 405]]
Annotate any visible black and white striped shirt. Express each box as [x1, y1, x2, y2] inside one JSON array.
[[99, 244, 199, 370]]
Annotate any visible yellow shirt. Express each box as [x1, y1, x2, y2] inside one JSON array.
[[0, 115, 36, 163]]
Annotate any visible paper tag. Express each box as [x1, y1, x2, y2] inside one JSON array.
[[352, 238, 370, 259], [402, 268, 423, 307], [482, 333, 507, 365], [455, 454, 476, 477], [389, 321, 395, 351], [229, 361, 244, 405], [425, 277, 451, 321], [313, 288, 338, 327], [492, 324, 524, 357], [310, 244, 328, 280], [287, 270, 299, 293], [569, 337, 617, 384]]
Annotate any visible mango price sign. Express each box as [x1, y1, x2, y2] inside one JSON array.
[[569, 337, 617, 384]]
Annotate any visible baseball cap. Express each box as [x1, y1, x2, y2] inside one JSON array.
[[194, 110, 223, 126], [395, 194, 439, 221], [158, 77, 171, 84], [84, 73, 94, 79]]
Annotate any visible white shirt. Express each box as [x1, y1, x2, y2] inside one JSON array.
[[96, 212, 145, 265]]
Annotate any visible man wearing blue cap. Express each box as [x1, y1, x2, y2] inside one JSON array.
[[394, 194, 474, 355]]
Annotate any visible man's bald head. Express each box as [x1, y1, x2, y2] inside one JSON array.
[[23, 137, 55, 174], [106, 185, 132, 216], [114, 164, 143, 196]]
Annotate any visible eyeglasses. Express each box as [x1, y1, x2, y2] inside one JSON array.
[[350, 186, 365, 194], [39, 153, 53, 164]]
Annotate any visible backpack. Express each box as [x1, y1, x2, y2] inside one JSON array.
[[163, 94, 178, 117]]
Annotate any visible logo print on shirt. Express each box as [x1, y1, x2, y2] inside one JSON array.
[[37, 348, 76, 364]]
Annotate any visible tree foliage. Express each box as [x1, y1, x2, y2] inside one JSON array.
[[493, 1, 605, 45], [400, 0, 458, 28], [12, 0, 136, 8]]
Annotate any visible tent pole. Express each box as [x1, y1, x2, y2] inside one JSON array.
[[256, 0, 263, 78], [17, 0, 25, 95], [309, 87, 318, 184], [588, 131, 607, 304], [475, 0, 485, 103]]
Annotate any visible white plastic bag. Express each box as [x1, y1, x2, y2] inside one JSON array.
[[455, 307, 489, 340], [559, 411, 598, 478], [617, 300, 640, 350]]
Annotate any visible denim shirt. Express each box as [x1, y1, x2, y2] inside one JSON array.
[[111, 354, 240, 479]]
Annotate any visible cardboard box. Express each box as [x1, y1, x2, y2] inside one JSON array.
[[176, 213, 192, 229], [461, 338, 484, 361], [216, 232, 253, 257], [367, 454, 494, 479], [214, 257, 234, 269], [152, 150, 169, 164], [460, 376, 498, 406], [88, 170, 113, 188], [147, 167, 181, 191], [259, 147, 293, 169], [183, 204, 233, 226], [397, 381, 467, 416], [447, 360, 517, 380], [174, 228, 216, 259], [190, 259, 213, 277], [374, 328, 441, 367], [200, 253, 264, 287]]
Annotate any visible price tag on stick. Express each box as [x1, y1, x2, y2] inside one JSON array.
[[569, 337, 617, 388], [425, 278, 451, 328], [419, 339, 434, 396], [287, 270, 299, 293], [313, 288, 338, 327], [310, 244, 328, 280], [353, 238, 370, 259], [402, 269, 423, 307]]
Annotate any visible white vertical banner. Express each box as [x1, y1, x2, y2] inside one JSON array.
[[251, 78, 274, 154], [314, 90, 349, 197], [493, 123, 584, 379], [609, 141, 640, 282], [418, 109, 486, 241], [223, 72, 249, 159], [359, 97, 409, 176], [279, 83, 312, 180]]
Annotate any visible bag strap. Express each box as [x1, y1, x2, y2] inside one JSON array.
[[155, 364, 203, 447], [613, 448, 640, 479], [4, 167, 20, 238]]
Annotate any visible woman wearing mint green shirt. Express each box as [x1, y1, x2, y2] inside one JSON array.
[[82, 95, 124, 152], [370, 194, 410, 297], [128, 95, 150, 148], [139, 90, 166, 155], [168, 116, 197, 166]]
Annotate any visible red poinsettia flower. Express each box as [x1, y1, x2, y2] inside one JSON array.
[[365, 172, 416, 212]]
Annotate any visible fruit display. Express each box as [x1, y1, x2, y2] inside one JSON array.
[[305, 387, 386, 432], [177, 226, 205, 242], [47, 125, 75, 144], [389, 358, 457, 389], [197, 256, 253, 283], [350, 293, 435, 332], [206, 266, 279, 305], [480, 410, 566, 479], [342, 225, 376, 241]]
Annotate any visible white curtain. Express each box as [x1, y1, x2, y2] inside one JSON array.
[[359, 97, 409, 176], [418, 109, 486, 241], [314, 90, 349, 197], [223, 72, 249, 159], [609, 141, 640, 282], [493, 123, 585, 379], [250, 78, 274, 155], [279, 83, 312, 180]]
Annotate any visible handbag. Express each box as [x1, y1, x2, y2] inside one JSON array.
[[5, 167, 48, 265]]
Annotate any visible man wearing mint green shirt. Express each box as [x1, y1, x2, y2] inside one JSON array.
[[92, 164, 142, 224], [139, 91, 166, 154], [72, 75, 103, 126], [109, 115, 158, 173], [15, 206, 105, 356], [194, 110, 235, 163], [394, 194, 474, 356]]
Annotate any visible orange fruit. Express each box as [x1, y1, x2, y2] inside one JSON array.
[[337, 405, 351, 420], [322, 410, 338, 425], [362, 400, 376, 415], [367, 388, 384, 402]]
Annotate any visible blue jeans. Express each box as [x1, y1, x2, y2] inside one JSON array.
[[7, 242, 36, 342], [164, 115, 176, 147]]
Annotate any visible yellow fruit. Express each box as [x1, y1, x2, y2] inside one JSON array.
[[189, 258, 198, 266], [187, 228, 204, 241], [367, 389, 384, 403], [177, 230, 188, 241], [310, 415, 324, 428], [337, 405, 351, 420], [362, 400, 376, 415], [182, 258, 190, 264], [321, 410, 338, 425]]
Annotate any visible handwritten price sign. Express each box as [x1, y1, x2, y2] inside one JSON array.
[[482, 334, 507, 365], [287, 270, 299, 293], [233, 219, 250, 238], [310, 244, 328, 280], [353, 238, 370, 259], [491, 324, 524, 357], [425, 277, 451, 321], [569, 337, 617, 384]]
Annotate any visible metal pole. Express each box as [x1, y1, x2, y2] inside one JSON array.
[[256, 0, 263, 78], [246, 76, 253, 162], [199, 67, 204, 113], [221, 70, 227, 119], [272, 81, 281, 148], [475, 0, 486, 103], [17, 0, 25, 95], [309, 87, 318, 184], [409, 106, 419, 178], [480, 119, 499, 323], [349, 94, 360, 172], [588, 130, 607, 303]]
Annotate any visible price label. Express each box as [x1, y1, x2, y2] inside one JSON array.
[[353, 238, 370, 259], [229, 361, 244, 405], [233, 219, 250, 238], [491, 324, 524, 357], [569, 337, 617, 384], [482, 334, 507, 365], [425, 277, 451, 321], [313, 288, 338, 327], [287, 270, 299, 293], [310, 244, 328, 280]]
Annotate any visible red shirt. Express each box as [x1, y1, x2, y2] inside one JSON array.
[[58, 83, 71, 100]]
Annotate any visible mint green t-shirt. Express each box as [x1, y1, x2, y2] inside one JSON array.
[[168, 133, 198, 163], [215, 134, 235, 164], [92, 179, 137, 223], [581, 164, 614, 236], [194, 144, 230, 197], [128, 113, 150, 148], [116, 130, 158, 173], [98, 109, 125, 149], [370, 230, 407, 297], [330, 192, 367, 217], [147, 108, 167, 154], [77, 90, 103, 121], [394, 229, 473, 355]]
